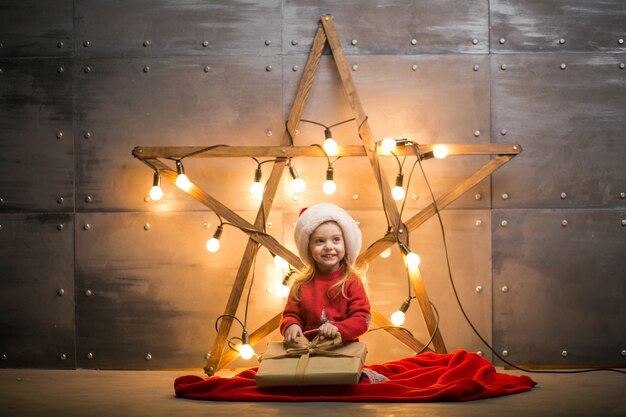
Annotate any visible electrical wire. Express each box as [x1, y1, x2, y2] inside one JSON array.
[[411, 143, 626, 375]]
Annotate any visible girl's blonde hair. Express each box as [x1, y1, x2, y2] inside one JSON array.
[[290, 260, 369, 302]]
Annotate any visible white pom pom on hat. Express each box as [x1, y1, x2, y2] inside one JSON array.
[[294, 203, 362, 267]]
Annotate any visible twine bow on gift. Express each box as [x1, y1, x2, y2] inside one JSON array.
[[260, 334, 363, 385]]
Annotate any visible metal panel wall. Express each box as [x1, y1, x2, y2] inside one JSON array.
[[0, 0, 624, 370]]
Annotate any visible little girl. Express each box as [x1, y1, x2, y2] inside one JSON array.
[[281, 203, 371, 343]]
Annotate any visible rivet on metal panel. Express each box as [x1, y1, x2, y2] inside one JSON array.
[[560, 192, 567, 199], [0, 197, 3, 204], [1, 354, 6, 360], [500, 129, 508, 135], [352, 64, 358, 71], [501, 350, 509, 357], [559, 38, 566, 45], [291, 39, 298, 46], [621, 219, 626, 227], [145, 354, 152, 360], [412, 64, 418, 71], [85, 289, 92, 296], [58, 289, 65, 296], [203, 222, 211, 229], [561, 220, 568, 227], [398, 228, 404, 234], [476, 351, 483, 357], [561, 350, 568, 357], [560, 63, 567, 70], [292, 65, 299, 72], [352, 194, 359, 200], [0, 68, 3, 74], [473, 130, 480, 137], [84, 132, 91, 139], [475, 193, 482, 200], [202, 41, 209, 47], [264, 40, 271, 46], [265, 65, 272, 72], [56, 131, 63, 139], [143, 66, 150, 73], [621, 349, 626, 357], [475, 220, 482, 227], [473, 64, 479, 71], [204, 66, 210, 73], [57, 197, 64, 204], [620, 192, 625, 199], [83, 41, 90, 47], [475, 285, 483, 293], [86, 352, 93, 359], [501, 285, 509, 293], [57, 41, 64, 48], [144, 224, 151, 231], [84, 66, 91, 74], [60, 353, 67, 360], [83, 223, 91, 230], [292, 194, 299, 201], [410, 39, 417, 45], [267, 221, 272, 229], [411, 194, 418, 201], [143, 40, 151, 47], [57, 67, 64, 74], [472, 38, 478, 45], [85, 195, 93, 203], [144, 197, 150, 203], [620, 63, 625, 70], [265, 129, 272, 137], [57, 224, 64, 231], [205, 353, 211, 359], [500, 220, 508, 227], [501, 193, 509, 200], [499, 38, 506, 44], [619, 39, 624, 45], [500, 64, 507, 71], [351, 39, 358, 46]]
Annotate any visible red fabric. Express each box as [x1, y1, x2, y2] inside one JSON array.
[[174, 350, 536, 402], [280, 266, 371, 342]]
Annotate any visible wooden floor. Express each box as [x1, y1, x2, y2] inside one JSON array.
[[1, 367, 625, 417]]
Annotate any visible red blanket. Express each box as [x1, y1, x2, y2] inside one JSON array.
[[175, 349, 536, 402]]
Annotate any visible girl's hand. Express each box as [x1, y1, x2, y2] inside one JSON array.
[[317, 323, 339, 341], [284, 324, 304, 343]]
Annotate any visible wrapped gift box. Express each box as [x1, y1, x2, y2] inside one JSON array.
[[256, 337, 367, 388]]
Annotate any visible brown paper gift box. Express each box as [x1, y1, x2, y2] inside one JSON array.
[[255, 336, 367, 388]]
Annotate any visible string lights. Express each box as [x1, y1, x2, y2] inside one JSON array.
[[206, 223, 224, 253], [215, 314, 255, 360], [149, 171, 163, 201], [175, 160, 191, 191]]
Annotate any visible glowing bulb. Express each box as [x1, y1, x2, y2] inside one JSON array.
[[323, 180, 336, 195], [323, 138, 338, 156], [276, 283, 290, 298], [292, 177, 307, 193], [406, 251, 421, 270], [206, 237, 220, 253], [273, 255, 289, 270], [390, 310, 406, 326], [391, 185, 405, 201], [433, 145, 448, 159], [239, 343, 255, 360], [175, 174, 190, 191], [381, 137, 396, 154], [149, 173, 163, 201], [250, 181, 264, 200], [379, 247, 392, 259]]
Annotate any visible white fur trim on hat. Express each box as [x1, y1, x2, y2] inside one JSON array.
[[294, 203, 362, 267]]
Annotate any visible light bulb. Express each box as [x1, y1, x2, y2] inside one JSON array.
[[276, 283, 290, 298], [323, 138, 338, 156], [292, 177, 307, 193], [175, 160, 192, 191], [381, 137, 396, 154], [206, 225, 223, 253], [406, 251, 421, 270], [390, 310, 406, 326], [391, 185, 405, 201], [323, 180, 336, 195], [239, 343, 255, 360], [149, 173, 163, 201], [433, 144, 448, 159], [379, 247, 392, 259], [206, 237, 220, 253], [273, 255, 289, 270], [250, 181, 264, 200]]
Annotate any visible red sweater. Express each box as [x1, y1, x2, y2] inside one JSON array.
[[280, 266, 371, 342]]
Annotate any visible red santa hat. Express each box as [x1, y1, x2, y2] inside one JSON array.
[[294, 203, 362, 267]]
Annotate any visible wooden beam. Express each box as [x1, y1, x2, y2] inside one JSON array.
[[407, 266, 447, 353], [370, 310, 433, 354]]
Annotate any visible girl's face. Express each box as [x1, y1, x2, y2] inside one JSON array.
[[309, 221, 346, 273]]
